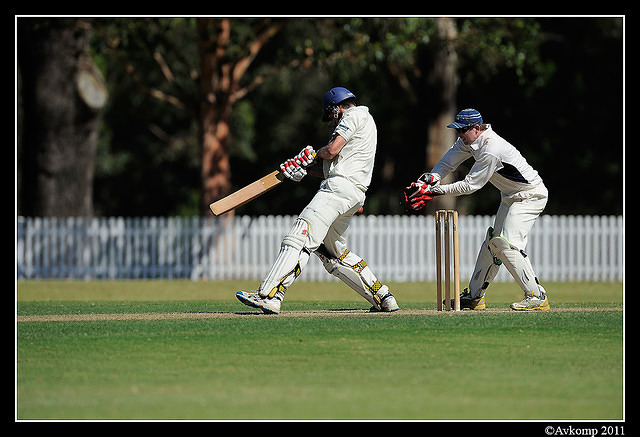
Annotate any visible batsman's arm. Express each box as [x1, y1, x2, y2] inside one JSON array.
[[316, 134, 347, 160], [306, 161, 324, 178]]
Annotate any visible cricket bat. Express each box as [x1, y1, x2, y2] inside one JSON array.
[[209, 152, 317, 216], [209, 170, 286, 216]]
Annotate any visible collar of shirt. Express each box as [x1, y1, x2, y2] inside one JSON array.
[[469, 124, 492, 151]]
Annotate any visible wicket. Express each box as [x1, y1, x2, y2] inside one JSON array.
[[435, 210, 460, 311]]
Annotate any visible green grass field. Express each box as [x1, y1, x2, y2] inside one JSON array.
[[16, 280, 624, 421]]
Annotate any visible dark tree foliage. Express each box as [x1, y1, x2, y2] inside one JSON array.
[[18, 17, 623, 217]]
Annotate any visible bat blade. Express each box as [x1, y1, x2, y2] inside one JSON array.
[[209, 170, 285, 216]]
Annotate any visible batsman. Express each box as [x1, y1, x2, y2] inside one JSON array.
[[236, 87, 400, 314], [405, 109, 549, 311]]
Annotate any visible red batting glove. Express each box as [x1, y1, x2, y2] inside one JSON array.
[[280, 158, 307, 182], [295, 146, 316, 167]]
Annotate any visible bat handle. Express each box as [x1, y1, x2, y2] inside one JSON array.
[[301, 151, 318, 168]]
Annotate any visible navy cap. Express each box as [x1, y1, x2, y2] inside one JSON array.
[[447, 109, 483, 129]]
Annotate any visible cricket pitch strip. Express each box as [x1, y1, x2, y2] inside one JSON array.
[[17, 306, 620, 322]]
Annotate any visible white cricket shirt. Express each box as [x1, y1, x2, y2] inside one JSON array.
[[324, 106, 377, 192], [431, 124, 546, 199]]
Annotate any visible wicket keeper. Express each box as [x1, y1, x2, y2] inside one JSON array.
[[236, 87, 400, 314], [405, 108, 549, 311]]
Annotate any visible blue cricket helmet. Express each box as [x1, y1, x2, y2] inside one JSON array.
[[322, 87, 356, 122]]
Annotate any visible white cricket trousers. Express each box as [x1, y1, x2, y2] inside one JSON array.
[[257, 176, 366, 296], [299, 176, 365, 257], [493, 185, 548, 250], [469, 184, 548, 296]]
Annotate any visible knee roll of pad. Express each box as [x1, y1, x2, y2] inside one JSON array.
[[488, 236, 539, 296], [282, 218, 311, 252], [488, 235, 516, 253], [315, 245, 385, 308]]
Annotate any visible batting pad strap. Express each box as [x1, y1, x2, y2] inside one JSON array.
[[266, 262, 302, 298], [340, 250, 384, 294], [315, 247, 386, 309], [337, 249, 350, 262], [259, 218, 311, 298]]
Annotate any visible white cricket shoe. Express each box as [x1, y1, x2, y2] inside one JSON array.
[[510, 293, 550, 311], [370, 292, 400, 312], [236, 290, 283, 314]]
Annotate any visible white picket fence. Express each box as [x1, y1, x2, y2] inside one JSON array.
[[16, 215, 624, 282]]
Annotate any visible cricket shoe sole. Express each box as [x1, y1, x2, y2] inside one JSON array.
[[236, 290, 281, 314], [510, 294, 550, 311], [369, 292, 400, 312]]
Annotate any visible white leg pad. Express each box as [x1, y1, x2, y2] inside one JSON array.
[[315, 246, 387, 310], [488, 236, 541, 297], [468, 227, 501, 298], [259, 218, 311, 298]]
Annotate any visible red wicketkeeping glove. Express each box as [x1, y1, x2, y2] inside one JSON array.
[[403, 173, 442, 211]]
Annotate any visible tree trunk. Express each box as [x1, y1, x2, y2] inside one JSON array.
[[200, 105, 232, 215], [425, 18, 459, 214], [18, 18, 106, 217], [196, 18, 286, 215], [197, 18, 232, 215]]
